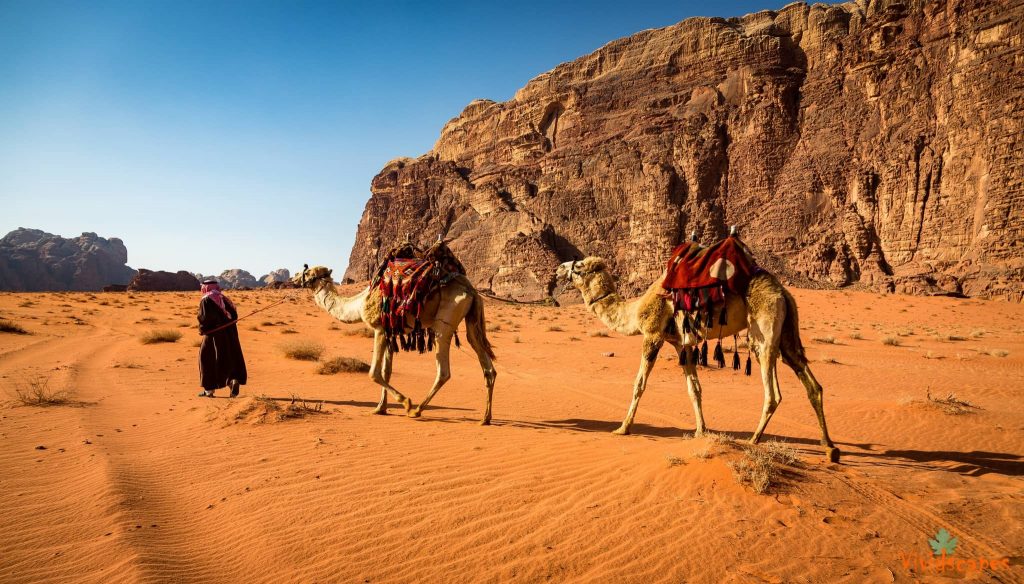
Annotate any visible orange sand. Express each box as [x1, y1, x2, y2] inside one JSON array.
[[1, 287, 1022, 583]]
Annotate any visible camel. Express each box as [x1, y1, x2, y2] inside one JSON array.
[[555, 254, 840, 462], [290, 266, 496, 423]]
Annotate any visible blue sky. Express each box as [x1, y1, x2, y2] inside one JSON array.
[[1, 0, 784, 278]]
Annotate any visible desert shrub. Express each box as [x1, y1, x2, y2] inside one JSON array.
[[546, 325, 564, 332], [486, 323, 502, 332], [317, 356, 370, 374], [728, 441, 798, 494], [881, 336, 900, 346], [848, 332, 863, 340], [10, 375, 72, 406], [924, 390, 978, 415], [343, 327, 376, 338], [0, 319, 29, 334], [812, 336, 836, 344], [280, 329, 298, 334], [140, 329, 182, 344], [281, 340, 324, 361], [589, 330, 610, 338]]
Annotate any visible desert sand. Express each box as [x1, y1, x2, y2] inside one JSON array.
[[1, 287, 1022, 583]]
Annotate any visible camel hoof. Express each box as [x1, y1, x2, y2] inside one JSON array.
[[693, 429, 706, 438], [611, 426, 630, 436], [408, 409, 422, 419], [367, 408, 388, 416], [826, 446, 841, 463], [479, 418, 491, 426], [399, 398, 414, 414]]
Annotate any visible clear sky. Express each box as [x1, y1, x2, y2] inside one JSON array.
[[1, 0, 784, 278]]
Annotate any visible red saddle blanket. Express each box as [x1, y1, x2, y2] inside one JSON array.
[[661, 235, 760, 310], [379, 258, 434, 335]]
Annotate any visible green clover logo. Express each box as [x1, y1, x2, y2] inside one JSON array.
[[928, 528, 958, 556]]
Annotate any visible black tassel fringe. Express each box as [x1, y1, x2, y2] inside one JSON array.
[[732, 351, 741, 370], [714, 341, 725, 368], [745, 355, 752, 376], [454, 332, 461, 348], [700, 340, 708, 367]]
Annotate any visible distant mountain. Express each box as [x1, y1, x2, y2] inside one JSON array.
[[0, 228, 137, 291]]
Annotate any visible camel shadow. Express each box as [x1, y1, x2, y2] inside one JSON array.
[[846, 448, 1024, 477], [260, 396, 472, 413]]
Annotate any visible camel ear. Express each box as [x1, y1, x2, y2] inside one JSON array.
[[328, 269, 333, 278], [581, 257, 606, 273]]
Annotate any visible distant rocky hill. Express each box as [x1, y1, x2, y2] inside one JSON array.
[[128, 269, 200, 292], [0, 228, 137, 291], [345, 0, 1024, 302]]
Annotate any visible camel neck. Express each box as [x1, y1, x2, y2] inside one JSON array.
[[587, 292, 639, 335], [312, 281, 366, 324]]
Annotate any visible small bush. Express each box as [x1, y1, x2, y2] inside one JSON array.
[[486, 323, 502, 332], [812, 336, 836, 344], [140, 329, 182, 344], [343, 327, 376, 338], [728, 441, 798, 494], [848, 332, 863, 340], [280, 329, 298, 334], [881, 336, 900, 346], [546, 325, 564, 332], [970, 329, 986, 339], [666, 455, 685, 467], [925, 390, 978, 415], [10, 375, 72, 406], [281, 340, 324, 361], [0, 319, 29, 334], [317, 356, 371, 374], [589, 330, 610, 338]]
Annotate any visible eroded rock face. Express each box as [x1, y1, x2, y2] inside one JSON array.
[[259, 269, 291, 286], [0, 228, 137, 291], [217, 269, 263, 290], [127, 269, 200, 292], [346, 0, 1024, 302]]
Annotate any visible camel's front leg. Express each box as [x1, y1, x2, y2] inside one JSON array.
[[369, 347, 393, 415], [682, 361, 708, 437], [613, 337, 663, 435], [409, 332, 453, 419], [369, 330, 413, 414], [750, 345, 782, 444]]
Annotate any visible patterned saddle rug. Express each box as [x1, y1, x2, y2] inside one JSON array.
[[661, 234, 762, 372], [373, 240, 466, 353]]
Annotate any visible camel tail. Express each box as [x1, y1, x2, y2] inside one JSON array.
[[779, 287, 808, 370], [466, 293, 496, 361]]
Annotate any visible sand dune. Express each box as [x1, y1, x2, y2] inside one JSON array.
[[1, 288, 1022, 582]]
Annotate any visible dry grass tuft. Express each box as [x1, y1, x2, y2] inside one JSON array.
[[0, 319, 29, 334], [812, 336, 836, 344], [140, 329, 182, 344], [280, 328, 298, 334], [881, 336, 900, 346], [281, 340, 324, 361], [10, 375, 73, 406], [317, 356, 370, 375], [848, 331, 863, 340], [343, 327, 376, 338], [728, 441, 799, 494], [234, 395, 325, 424], [486, 323, 502, 332], [546, 325, 565, 332], [589, 330, 610, 338], [666, 454, 686, 467], [925, 390, 978, 415]]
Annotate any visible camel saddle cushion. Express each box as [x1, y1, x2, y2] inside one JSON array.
[[661, 235, 761, 311]]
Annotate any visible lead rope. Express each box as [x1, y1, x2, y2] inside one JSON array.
[[200, 292, 298, 336]]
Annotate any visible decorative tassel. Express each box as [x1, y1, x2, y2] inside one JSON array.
[[700, 340, 708, 367], [714, 341, 725, 368], [427, 330, 435, 352], [705, 309, 714, 328], [416, 330, 426, 353], [733, 351, 741, 370], [745, 355, 752, 376], [454, 332, 461, 348], [719, 306, 728, 326], [682, 313, 691, 334], [691, 346, 700, 367]]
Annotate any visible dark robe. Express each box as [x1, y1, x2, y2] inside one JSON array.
[[198, 296, 247, 390]]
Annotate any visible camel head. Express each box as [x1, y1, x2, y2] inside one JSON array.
[[555, 257, 617, 303], [291, 265, 333, 289]]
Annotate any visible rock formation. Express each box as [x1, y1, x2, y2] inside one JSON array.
[[259, 269, 291, 286], [0, 228, 137, 291], [345, 0, 1024, 302], [127, 269, 200, 292], [216, 269, 263, 290]]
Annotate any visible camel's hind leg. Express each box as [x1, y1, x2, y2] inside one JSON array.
[[783, 354, 839, 462], [464, 314, 496, 426], [614, 336, 663, 435], [369, 330, 413, 414], [748, 300, 785, 445], [369, 347, 393, 415], [408, 328, 453, 419]]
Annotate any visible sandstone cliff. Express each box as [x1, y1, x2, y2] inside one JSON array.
[[128, 269, 200, 292], [345, 0, 1024, 302], [0, 228, 137, 291]]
